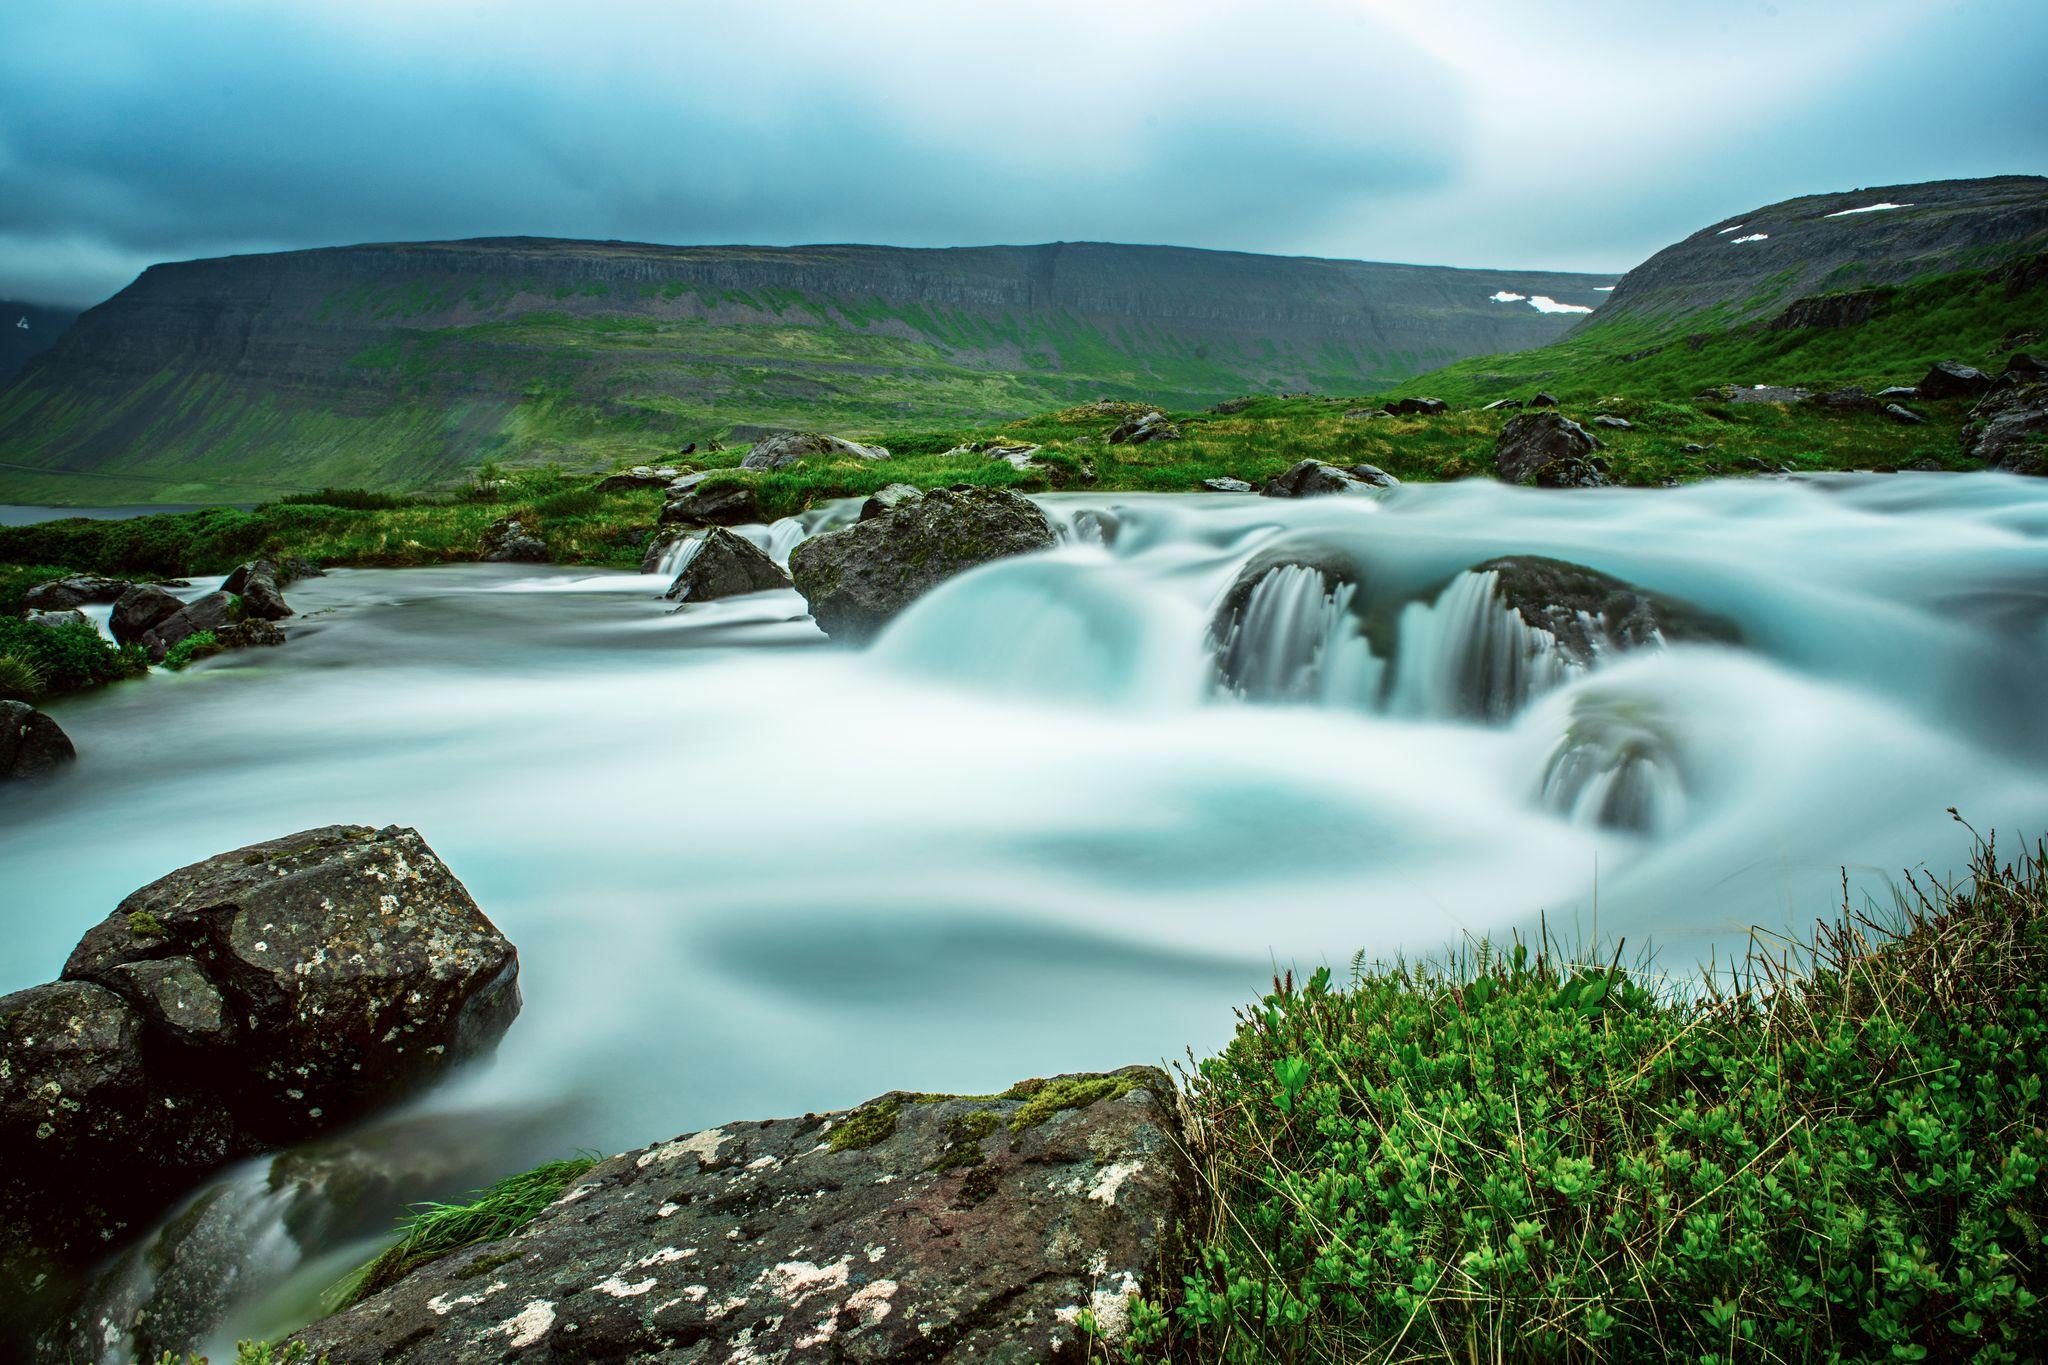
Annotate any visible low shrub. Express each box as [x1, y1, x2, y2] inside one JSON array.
[[0, 616, 145, 696], [1156, 827, 2048, 1363], [160, 630, 223, 670]]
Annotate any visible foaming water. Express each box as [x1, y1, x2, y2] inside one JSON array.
[[5, 473, 2048, 1355]]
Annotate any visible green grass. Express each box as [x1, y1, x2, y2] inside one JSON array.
[[330, 1155, 599, 1312], [0, 615, 146, 700], [1138, 828, 2048, 1363], [160, 630, 222, 670]]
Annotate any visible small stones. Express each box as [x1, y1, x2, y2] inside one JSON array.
[[1882, 402, 1928, 425], [1107, 411, 1182, 444], [1592, 415, 1633, 429]]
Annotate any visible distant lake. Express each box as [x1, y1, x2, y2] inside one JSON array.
[[0, 503, 243, 527]]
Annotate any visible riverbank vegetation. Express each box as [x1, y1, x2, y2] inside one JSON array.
[[1139, 827, 2048, 1363]]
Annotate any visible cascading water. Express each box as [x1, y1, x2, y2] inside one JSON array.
[[5, 473, 2048, 1359]]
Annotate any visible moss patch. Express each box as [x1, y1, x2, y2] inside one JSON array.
[[126, 909, 167, 939], [1001, 1073, 1142, 1132], [827, 1095, 904, 1152]]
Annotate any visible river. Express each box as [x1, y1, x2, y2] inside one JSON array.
[[6, 473, 2048, 1356]]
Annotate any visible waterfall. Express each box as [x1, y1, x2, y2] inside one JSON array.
[[1384, 569, 1574, 721], [1535, 693, 1687, 835], [1212, 564, 1381, 708]]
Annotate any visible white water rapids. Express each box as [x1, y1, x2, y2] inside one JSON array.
[[4, 473, 2047, 1354]]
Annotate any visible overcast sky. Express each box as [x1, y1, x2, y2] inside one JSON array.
[[3, 0, 2044, 306]]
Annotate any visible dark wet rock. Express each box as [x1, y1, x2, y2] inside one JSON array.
[[660, 481, 762, 528], [1918, 359, 1993, 399], [63, 824, 519, 1141], [25, 609, 90, 631], [1963, 375, 2048, 475], [1494, 412, 1611, 487], [1815, 387, 1876, 411], [1483, 397, 1526, 411], [1384, 396, 1447, 416], [23, 576, 128, 611], [790, 487, 1056, 643], [1347, 463, 1399, 488], [0, 700, 76, 779], [1883, 402, 1928, 425], [1201, 476, 1254, 493], [859, 483, 924, 521], [665, 528, 791, 604], [1530, 391, 1559, 408], [1592, 415, 1633, 429], [1208, 396, 1256, 415], [2007, 352, 2047, 378], [1540, 698, 1686, 835], [595, 468, 674, 492], [213, 620, 287, 651], [1876, 385, 1920, 400], [278, 557, 324, 583], [1108, 410, 1182, 444], [1210, 549, 1372, 699], [103, 957, 231, 1049], [1769, 288, 1888, 330], [1260, 459, 1385, 498], [110, 584, 185, 647], [286, 1067, 1187, 1364], [139, 591, 237, 661], [741, 431, 890, 471], [1477, 555, 1741, 669], [639, 526, 690, 573], [480, 516, 548, 564], [221, 560, 292, 620]]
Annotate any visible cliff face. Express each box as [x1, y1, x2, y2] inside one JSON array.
[[0, 240, 1613, 501], [1591, 176, 2048, 326]]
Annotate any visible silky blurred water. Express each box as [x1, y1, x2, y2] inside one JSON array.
[[6, 473, 2047, 1354]]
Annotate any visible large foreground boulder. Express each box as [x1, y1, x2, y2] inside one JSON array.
[[109, 583, 185, 647], [665, 528, 791, 604], [741, 431, 891, 471], [138, 590, 239, 661], [0, 826, 518, 1312], [1495, 412, 1611, 487], [1477, 556, 1741, 669], [790, 487, 1057, 642], [286, 1068, 1187, 1363], [0, 700, 76, 780]]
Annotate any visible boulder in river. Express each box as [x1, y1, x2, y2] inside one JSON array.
[[109, 583, 186, 646], [660, 480, 762, 527], [285, 1067, 1187, 1363], [740, 431, 891, 471], [1210, 549, 1373, 700], [480, 516, 549, 564], [790, 487, 1056, 642], [665, 527, 791, 604], [3, 825, 516, 1326], [1494, 411, 1611, 487], [0, 700, 76, 779], [138, 590, 238, 661], [220, 560, 293, 620], [1477, 555, 1741, 669], [22, 576, 129, 612], [1918, 359, 1993, 400]]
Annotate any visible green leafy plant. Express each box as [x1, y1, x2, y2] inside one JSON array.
[[160, 630, 223, 670]]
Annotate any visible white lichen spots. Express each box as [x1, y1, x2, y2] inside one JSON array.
[[551, 1182, 603, 1207], [427, 1285, 500, 1315], [707, 1294, 748, 1320], [746, 1154, 780, 1171], [758, 1256, 850, 1306], [864, 1244, 886, 1264], [637, 1126, 729, 1169], [1088, 1272, 1141, 1344], [846, 1279, 897, 1327], [594, 1275, 657, 1298], [493, 1299, 556, 1349], [253, 941, 268, 953], [1087, 1250, 1109, 1276], [871, 1173, 898, 1185], [1088, 1160, 1144, 1206], [657, 1202, 681, 1218], [378, 894, 400, 914], [794, 1312, 838, 1349], [634, 1245, 697, 1268]]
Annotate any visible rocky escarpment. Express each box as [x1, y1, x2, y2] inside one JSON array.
[[1592, 176, 2048, 326], [0, 825, 518, 1335], [0, 239, 1613, 501], [285, 1068, 1187, 1363]]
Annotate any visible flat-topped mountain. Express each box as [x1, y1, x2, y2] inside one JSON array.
[[0, 239, 1612, 502], [1594, 175, 2048, 324]]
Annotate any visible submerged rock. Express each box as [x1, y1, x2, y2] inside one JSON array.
[[480, 517, 548, 564], [790, 487, 1057, 642], [1918, 359, 1993, 400], [1210, 550, 1373, 702], [1540, 693, 1688, 834], [1494, 412, 1610, 487], [286, 1068, 1187, 1364], [109, 584, 185, 647], [0, 700, 76, 780], [664, 528, 791, 604], [740, 431, 891, 471], [1478, 555, 1740, 669]]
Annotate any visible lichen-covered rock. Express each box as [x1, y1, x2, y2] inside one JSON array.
[[660, 481, 763, 527], [1494, 412, 1611, 487], [25, 608, 90, 631], [1918, 359, 1993, 400], [22, 576, 129, 612], [1476, 555, 1741, 668], [740, 431, 891, 471], [284, 1068, 1187, 1364], [1260, 459, 1387, 498], [1963, 370, 2048, 475], [790, 487, 1056, 642], [220, 560, 293, 620], [1200, 476, 1254, 493], [64, 824, 520, 1140], [481, 517, 549, 564], [665, 528, 791, 604], [212, 619, 287, 651], [0, 700, 76, 779], [859, 483, 924, 520], [109, 584, 185, 646], [1108, 410, 1181, 443]]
